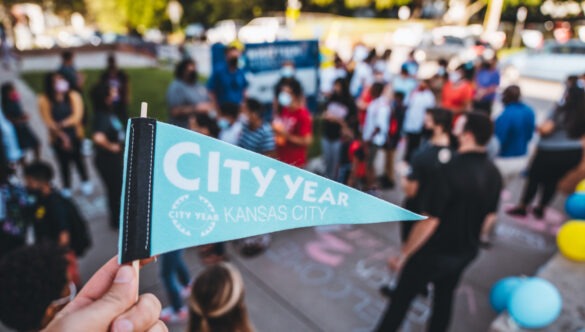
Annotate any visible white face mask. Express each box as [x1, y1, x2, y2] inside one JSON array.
[[278, 91, 293, 107], [55, 79, 69, 93], [449, 72, 462, 83], [281, 66, 295, 78]]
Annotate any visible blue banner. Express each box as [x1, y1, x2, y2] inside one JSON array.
[[243, 40, 320, 113], [118, 120, 423, 261]]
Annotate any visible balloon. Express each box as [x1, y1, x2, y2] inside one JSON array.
[[508, 278, 562, 329], [575, 179, 585, 193], [557, 221, 585, 261], [490, 277, 524, 313], [565, 193, 585, 219]]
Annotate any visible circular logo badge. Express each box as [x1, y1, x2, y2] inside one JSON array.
[[169, 195, 219, 237], [438, 148, 452, 164]]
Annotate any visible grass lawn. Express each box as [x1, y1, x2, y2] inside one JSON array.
[[21, 67, 174, 122]]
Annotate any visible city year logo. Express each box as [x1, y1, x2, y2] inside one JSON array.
[[169, 194, 219, 237]]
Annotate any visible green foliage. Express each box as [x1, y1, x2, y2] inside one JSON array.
[[86, 0, 168, 32]]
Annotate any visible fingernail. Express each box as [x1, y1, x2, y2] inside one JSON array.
[[114, 265, 133, 284], [113, 319, 133, 332]]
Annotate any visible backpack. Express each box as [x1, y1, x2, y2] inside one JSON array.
[[63, 197, 92, 257]]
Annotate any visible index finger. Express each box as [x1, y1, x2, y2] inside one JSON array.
[[62, 256, 155, 314]]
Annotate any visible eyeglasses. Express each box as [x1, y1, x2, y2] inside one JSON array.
[[50, 282, 77, 307]]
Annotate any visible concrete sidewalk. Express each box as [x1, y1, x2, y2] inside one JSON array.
[[0, 61, 578, 332]]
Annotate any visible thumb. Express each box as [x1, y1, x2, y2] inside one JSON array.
[[71, 265, 138, 329]]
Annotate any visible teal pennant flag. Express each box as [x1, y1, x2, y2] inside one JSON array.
[[118, 118, 423, 263]]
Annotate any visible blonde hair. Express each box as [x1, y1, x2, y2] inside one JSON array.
[[187, 263, 254, 332]]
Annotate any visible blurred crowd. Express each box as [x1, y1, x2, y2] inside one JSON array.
[[0, 41, 585, 332]]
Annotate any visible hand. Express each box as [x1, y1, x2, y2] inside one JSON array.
[[59, 132, 72, 151], [387, 254, 406, 272], [44, 257, 165, 332], [110, 143, 122, 154]]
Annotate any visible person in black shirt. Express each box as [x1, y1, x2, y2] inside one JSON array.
[[322, 78, 356, 180], [401, 107, 453, 241], [91, 82, 125, 229], [375, 112, 502, 332], [99, 54, 130, 125]]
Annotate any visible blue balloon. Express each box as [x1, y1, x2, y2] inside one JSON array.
[[490, 277, 524, 313], [565, 193, 585, 219], [508, 278, 563, 329]]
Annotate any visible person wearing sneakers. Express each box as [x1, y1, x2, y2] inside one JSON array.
[[508, 77, 585, 219], [38, 72, 92, 198], [159, 249, 191, 324], [494, 85, 535, 186], [187, 263, 254, 332], [375, 113, 502, 332], [362, 82, 391, 194]]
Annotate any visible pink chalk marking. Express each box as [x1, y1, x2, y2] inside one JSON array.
[[305, 232, 354, 267], [503, 203, 564, 236]]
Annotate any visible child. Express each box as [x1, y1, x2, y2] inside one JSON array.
[[24, 161, 82, 287], [188, 263, 254, 332]]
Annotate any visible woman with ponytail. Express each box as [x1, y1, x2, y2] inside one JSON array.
[[188, 263, 254, 332]]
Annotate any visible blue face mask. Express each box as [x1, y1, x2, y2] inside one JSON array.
[[278, 91, 293, 107], [437, 67, 446, 76], [217, 118, 230, 130], [281, 66, 295, 78]]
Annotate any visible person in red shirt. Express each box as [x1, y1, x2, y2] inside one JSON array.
[[441, 65, 473, 121], [272, 80, 313, 167]]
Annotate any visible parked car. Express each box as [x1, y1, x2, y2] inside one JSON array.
[[501, 39, 585, 82], [207, 20, 243, 45], [238, 17, 289, 44], [413, 33, 494, 68], [185, 23, 206, 42]]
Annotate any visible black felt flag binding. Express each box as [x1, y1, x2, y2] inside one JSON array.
[[120, 118, 157, 263]]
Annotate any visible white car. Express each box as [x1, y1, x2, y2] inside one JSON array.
[[207, 20, 242, 45], [501, 39, 585, 82], [238, 17, 289, 44]]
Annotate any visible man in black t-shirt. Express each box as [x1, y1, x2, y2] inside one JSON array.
[[401, 107, 453, 242], [24, 162, 69, 247], [375, 112, 502, 332]]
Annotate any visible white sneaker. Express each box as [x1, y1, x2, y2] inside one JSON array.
[[81, 181, 94, 196], [61, 188, 72, 198], [160, 306, 188, 324]]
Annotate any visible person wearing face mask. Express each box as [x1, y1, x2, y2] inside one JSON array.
[[272, 80, 313, 167], [167, 59, 212, 130], [207, 46, 248, 109], [441, 65, 474, 120], [402, 80, 436, 163], [376, 112, 502, 332], [24, 161, 84, 287], [39, 72, 92, 198], [90, 82, 125, 230], [321, 78, 356, 180], [99, 54, 129, 125], [218, 102, 244, 145], [380, 108, 453, 299], [474, 58, 500, 116], [430, 58, 449, 102], [1, 82, 40, 161], [392, 65, 418, 106], [494, 85, 535, 186], [273, 60, 302, 115]]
